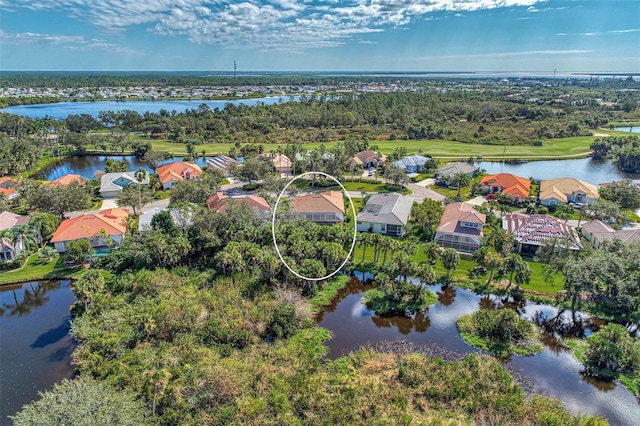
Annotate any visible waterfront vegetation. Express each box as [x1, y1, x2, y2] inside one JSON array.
[[457, 309, 544, 357], [0, 252, 84, 285]]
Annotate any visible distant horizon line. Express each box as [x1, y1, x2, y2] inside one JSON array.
[[1, 70, 639, 76]]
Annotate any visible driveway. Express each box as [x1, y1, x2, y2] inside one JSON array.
[[414, 178, 436, 187], [406, 183, 446, 203]]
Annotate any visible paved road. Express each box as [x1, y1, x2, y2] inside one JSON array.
[[406, 182, 446, 202]]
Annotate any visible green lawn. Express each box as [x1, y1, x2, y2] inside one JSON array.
[[292, 178, 411, 195], [430, 176, 483, 200], [148, 131, 618, 159], [0, 252, 85, 285], [352, 242, 562, 295]]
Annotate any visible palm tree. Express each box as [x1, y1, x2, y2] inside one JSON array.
[[450, 172, 472, 198], [424, 242, 442, 265], [134, 168, 148, 216], [504, 253, 524, 290], [440, 248, 460, 279], [29, 214, 58, 246]]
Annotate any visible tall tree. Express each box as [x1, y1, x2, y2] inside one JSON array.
[[440, 248, 460, 279]]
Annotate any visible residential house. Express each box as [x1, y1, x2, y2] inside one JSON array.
[[391, 154, 430, 173], [435, 162, 479, 186], [356, 193, 414, 236], [434, 203, 486, 253], [206, 155, 239, 177], [49, 174, 85, 187], [0, 211, 30, 261], [539, 177, 599, 207], [100, 172, 150, 198], [157, 161, 203, 190], [480, 173, 531, 203], [262, 153, 292, 175], [350, 150, 385, 169], [581, 219, 640, 249], [0, 177, 19, 199], [502, 214, 581, 255], [206, 192, 271, 218], [138, 207, 194, 232], [50, 208, 129, 253], [290, 191, 344, 224]]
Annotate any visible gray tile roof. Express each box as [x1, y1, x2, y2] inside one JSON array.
[[356, 193, 414, 226], [391, 154, 430, 170], [435, 162, 479, 177], [99, 172, 149, 194]]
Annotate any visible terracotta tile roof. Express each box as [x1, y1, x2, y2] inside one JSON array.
[[0, 211, 30, 230], [0, 177, 18, 198], [351, 150, 379, 166], [582, 220, 640, 245], [502, 214, 581, 249], [291, 191, 345, 214], [49, 174, 85, 187], [436, 203, 486, 233], [540, 177, 599, 201], [207, 192, 271, 214], [260, 153, 292, 171], [157, 161, 202, 185], [480, 173, 531, 199], [51, 210, 128, 243]]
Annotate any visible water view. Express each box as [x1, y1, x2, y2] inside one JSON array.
[[1, 96, 291, 120], [37, 155, 207, 180], [480, 157, 640, 183], [0, 280, 77, 423], [315, 274, 640, 426], [614, 126, 640, 134]]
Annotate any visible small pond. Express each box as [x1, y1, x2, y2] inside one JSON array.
[[0, 280, 77, 423], [315, 274, 640, 425]]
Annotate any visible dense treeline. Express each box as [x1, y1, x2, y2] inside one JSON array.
[[591, 135, 640, 173]]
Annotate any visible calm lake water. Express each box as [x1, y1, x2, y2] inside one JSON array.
[[480, 157, 640, 183], [614, 126, 640, 134], [316, 274, 640, 425], [37, 155, 208, 180], [1, 97, 291, 120], [0, 280, 77, 423]]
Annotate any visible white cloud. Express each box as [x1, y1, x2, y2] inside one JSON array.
[[0, 29, 140, 54], [3, 0, 546, 52], [435, 49, 594, 59], [608, 28, 640, 34]]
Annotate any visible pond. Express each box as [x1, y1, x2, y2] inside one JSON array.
[[479, 157, 640, 183], [0, 280, 77, 424], [1, 96, 292, 120], [36, 155, 208, 180], [315, 274, 640, 425], [614, 126, 640, 134]]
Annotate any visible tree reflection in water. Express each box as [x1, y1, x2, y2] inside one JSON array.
[[436, 285, 455, 306], [1, 281, 60, 318], [371, 310, 431, 335]]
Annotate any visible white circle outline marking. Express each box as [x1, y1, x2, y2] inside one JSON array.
[[271, 171, 358, 281]]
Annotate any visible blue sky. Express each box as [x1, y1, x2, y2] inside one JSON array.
[[1, 0, 638, 72]]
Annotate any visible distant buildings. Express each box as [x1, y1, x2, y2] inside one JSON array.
[[261, 153, 292, 175], [435, 162, 479, 186], [0, 177, 19, 199], [435, 203, 486, 253], [350, 150, 385, 169], [391, 154, 430, 173], [100, 172, 149, 198], [356, 193, 414, 236], [502, 214, 581, 254], [157, 161, 202, 190], [291, 191, 344, 224], [49, 174, 85, 187], [539, 177, 599, 206], [480, 173, 531, 203], [51, 209, 129, 253]]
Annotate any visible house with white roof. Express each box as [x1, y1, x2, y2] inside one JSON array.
[[391, 154, 431, 173], [435, 162, 479, 186], [100, 172, 149, 198]]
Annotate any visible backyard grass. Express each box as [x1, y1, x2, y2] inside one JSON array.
[[0, 252, 85, 285], [351, 243, 562, 296], [292, 178, 411, 195], [148, 132, 618, 159]]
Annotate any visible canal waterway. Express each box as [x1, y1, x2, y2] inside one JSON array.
[[315, 274, 640, 425], [0, 280, 77, 424], [1, 96, 291, 120]]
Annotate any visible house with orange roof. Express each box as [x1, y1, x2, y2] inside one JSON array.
[[434, 203, 486, 253], [480, 173, 531, 203], [206, 192, 271, 218], [50, 209, 129, 253], [349, 150, 385, 169], [0, 177, 19, 199], [157, 161, 203, 190], [49, 174, 85, 187], [290, 191, 345, 224], [260, 153, 292, 175]]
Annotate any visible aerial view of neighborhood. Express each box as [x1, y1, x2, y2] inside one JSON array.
[[1, 0, 639, 425]]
